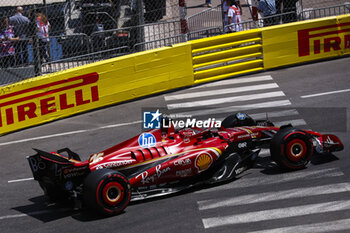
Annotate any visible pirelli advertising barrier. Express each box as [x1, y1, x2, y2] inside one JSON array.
[[262, 14, 350, 69], [0, 43, 193, 135]]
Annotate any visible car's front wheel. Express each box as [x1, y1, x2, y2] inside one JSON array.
[[270, 127, 313, 170]]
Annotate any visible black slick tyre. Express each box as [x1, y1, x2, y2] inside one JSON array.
[[83, 169, 131, 215], [270, 127, 313, 170]]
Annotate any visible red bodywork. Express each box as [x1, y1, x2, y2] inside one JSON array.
[[58, 126, 281, 185], [27, 118, 344, 215], [89, 126, 283, 187], [49, 124, 344, 190]]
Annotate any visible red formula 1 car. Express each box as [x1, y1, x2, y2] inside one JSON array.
[[27, 113, 344, 215]]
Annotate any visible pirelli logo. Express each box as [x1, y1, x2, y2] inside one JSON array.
[[0, 73, 99, 128], [298, 22, 350, 57]]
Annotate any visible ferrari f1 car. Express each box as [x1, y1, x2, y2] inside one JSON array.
[[27, 113, 344, 215]]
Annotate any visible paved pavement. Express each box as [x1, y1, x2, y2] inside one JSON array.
[[164, 75, 306, 128]]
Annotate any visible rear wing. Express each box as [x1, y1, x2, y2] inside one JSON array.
[[27, 149, 73, 180], [27, 148, 86, 181]]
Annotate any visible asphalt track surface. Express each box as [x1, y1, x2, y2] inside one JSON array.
[[1, 57, 350, 233]]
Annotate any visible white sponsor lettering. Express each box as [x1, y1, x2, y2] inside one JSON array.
[[176, 168, 192, 177], [235, 167, 245, 175], [325, 136, 339, 145], [100, 160, 133, 169], [89, 153, 104, 164], [136, 165, 170, 185], [174, 158, 192, 166], [136, 171, 152, 185], [28, 157, 46, 172], [156, 164, 171, 178], [237, 134, 250, 139], [238, 142, 247, 149]]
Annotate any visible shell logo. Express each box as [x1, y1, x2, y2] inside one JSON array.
[[195, 152, 212, 171]]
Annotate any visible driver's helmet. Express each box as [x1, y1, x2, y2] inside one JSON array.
[[221, 112, 256, 128]]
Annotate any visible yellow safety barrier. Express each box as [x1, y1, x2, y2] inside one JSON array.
[[189, 29, 264, 84], [0, 43, 193, 135], [262, 15, 350, 69]]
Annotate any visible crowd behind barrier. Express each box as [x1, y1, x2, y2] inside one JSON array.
[[0, 0, 349, 86]]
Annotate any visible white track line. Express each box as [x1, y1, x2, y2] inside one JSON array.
[[202, 200, 350, 228], [0, 120, 141, 147], [301, 89, 350, 98], [0, 130, 88, 146], [8, 178, 34, 183], [274, 119, 307, 127], [173, 100, 292, 117], [249, 109, 299, 119], [248, 218, 350, 233], [99, 120, 142, 129], [216, 109, 300, 125], [196, 167, 344, 194], [0, 208, 70, 221], [192, 75, 273, 89], [165, 83, 279, 101], [198, 182, 350, 210], [167, 91, 286, 109]]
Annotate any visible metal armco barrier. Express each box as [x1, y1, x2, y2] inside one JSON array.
[[190, 29, 263, 84]]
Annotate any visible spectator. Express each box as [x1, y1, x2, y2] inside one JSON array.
[[223, 0, 230, 27], [249, 0, 259, 21], [236, 0, 243, 14], [205, 0, 212, 8], [227, 0, 242, 32], [257, 0, 277, 27], [36, 12, 50, 63], [223, 0, 243, 30], [92, 16, 105, 52], [0, 15, 19, 68], [9, 6, 30, 65], [276, 0, 298, 23]]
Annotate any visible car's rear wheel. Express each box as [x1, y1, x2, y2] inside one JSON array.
[[270, 127, 313, 170], [83, 169, 131, 215]]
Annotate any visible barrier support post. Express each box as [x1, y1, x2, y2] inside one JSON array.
[[179, 0, 188, 42]]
